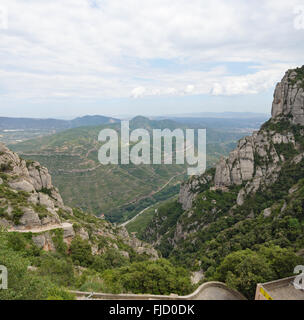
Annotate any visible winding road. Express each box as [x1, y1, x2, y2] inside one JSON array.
[[119, 172, 185, 227]]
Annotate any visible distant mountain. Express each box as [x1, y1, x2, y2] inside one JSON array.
[[0, 117, 68, 130], [154, 112, 270, 119], [0, 115, 119, 131], [151, 114, 269, 131], [69, 115, 118, 128]]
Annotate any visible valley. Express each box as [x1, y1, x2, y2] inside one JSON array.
[[2, 0, 304, 303], [7, 115, 259, 223], [1, 67, 304, 300]]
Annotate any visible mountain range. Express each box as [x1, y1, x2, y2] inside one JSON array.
[[9, 116, 256, 222], [0, 115, 119, 131], [1, 66, 304, 300]]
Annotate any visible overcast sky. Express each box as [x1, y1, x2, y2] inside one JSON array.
[[0, 0, 304, 118]]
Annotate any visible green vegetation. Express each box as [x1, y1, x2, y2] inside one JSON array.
[[0, 179, 54, 225], [9, 117, 248, 222], [139, 120, 304, 298], [142, 200, 184, 257], [0, 228, 194, 299], [109, 183, 182, 223], [165, 156, 304, 272], [288, 65, 304, 89], [214, 246, 304, 299], [126, 207, 156, 238], [101, 259, 193, 295], [0, 231, 75, 300], [0, 161, 13, 172]]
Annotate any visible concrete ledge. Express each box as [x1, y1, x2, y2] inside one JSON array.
[[71, 281, 246, 300]]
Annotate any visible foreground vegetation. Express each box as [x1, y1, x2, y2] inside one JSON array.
[[0, 229, 194, 300]]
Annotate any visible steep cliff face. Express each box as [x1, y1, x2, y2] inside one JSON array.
[[0, 142, 66, 229], [179, 173, 213, 211], [0, 143, 158, 259], [271, 68, 304, 123], [142, 66, 304, 272], [179, 66, 304, 210]]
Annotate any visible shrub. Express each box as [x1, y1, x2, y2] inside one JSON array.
[[70, 236, 93, 267]]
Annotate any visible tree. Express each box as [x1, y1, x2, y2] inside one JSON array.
[[258, 245, 304, 279], [70, 236, 93, 267], [102, 259, 193, 296], [214, 249, 275, 299]]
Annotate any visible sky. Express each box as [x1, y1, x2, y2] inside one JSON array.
[[0, 0, 304, 119]]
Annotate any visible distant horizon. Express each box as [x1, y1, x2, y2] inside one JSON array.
[[0, 111, 270, 121], [0, 1, 303, 119]]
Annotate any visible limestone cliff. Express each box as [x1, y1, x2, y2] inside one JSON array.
[[179, 66, 304, 209]]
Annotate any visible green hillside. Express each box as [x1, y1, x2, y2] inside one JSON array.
[[139, 66, 304, 298], [10, 117, 252, 223]]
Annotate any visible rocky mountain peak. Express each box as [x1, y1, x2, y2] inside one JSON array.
[[271, 66, 304, 124]]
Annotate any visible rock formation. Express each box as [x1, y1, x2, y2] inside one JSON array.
[[179, 66, 304, 209], [0, 143, 158, 259]]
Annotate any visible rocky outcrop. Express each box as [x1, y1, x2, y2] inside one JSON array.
[[271, 69, 304, 124], [214, 135, 255, 187], [179, 66, 304, 210], [0, 143, 66, 230], [0, 143, 159, 261], [32, 233, 55, 251], [179, 67, 304, 210], [213, 68, 304, 203], [118, 226, 158, 260], [179, 174, 213, 211]]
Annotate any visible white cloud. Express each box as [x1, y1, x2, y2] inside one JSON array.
[[166, 88, 178, 95], [210, 64, 295, 96], [131, 87, 146, 98], [0, 0, 303, 102], [185, 85, 195, 94]]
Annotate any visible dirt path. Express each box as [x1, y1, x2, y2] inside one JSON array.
[[8, 222, 72, 233]]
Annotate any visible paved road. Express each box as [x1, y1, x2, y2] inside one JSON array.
[[8, 222, 72, 233], [120, 173, 185, 227], [72, 282, 246, 300], [120, 205, 152, 227], [194, 286, 242, 300]]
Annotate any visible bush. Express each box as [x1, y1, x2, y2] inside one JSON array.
[[70, 236, 93, 267], [214, 249, 274, 299], [38, 254, 75, 287], [91, 249, 129, 272], [102, 259, 194, 296], [214, 246, 304, 299]]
